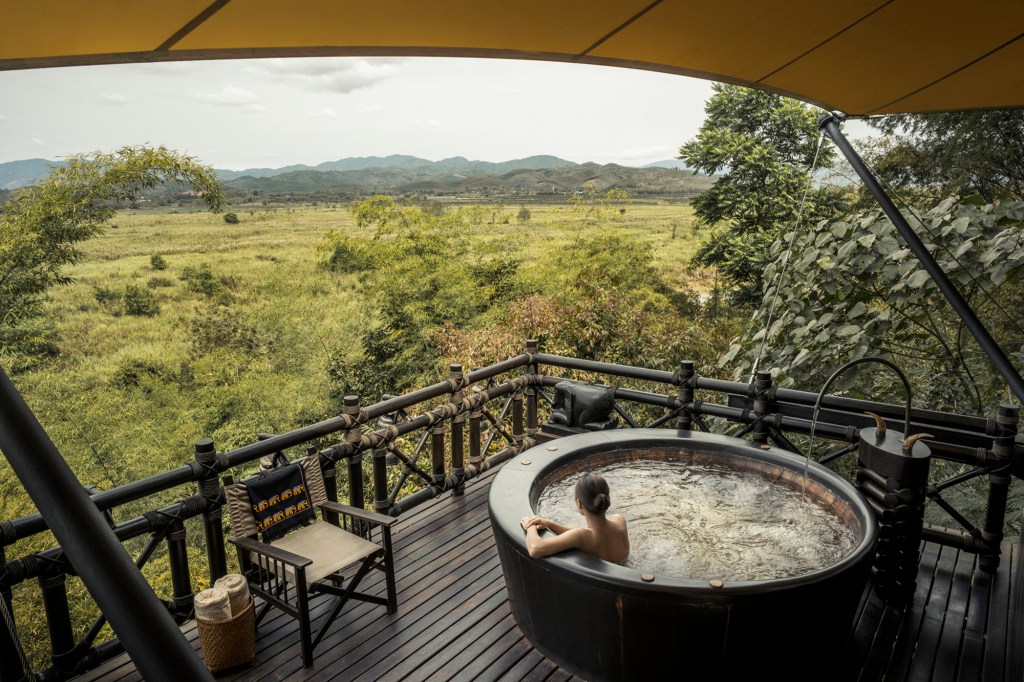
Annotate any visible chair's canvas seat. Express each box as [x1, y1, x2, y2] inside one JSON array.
[[256, 520, 381, 585]]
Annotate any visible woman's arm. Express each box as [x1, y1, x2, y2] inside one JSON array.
[[521, 515, 573, 535], [524, 525, 587, 558]]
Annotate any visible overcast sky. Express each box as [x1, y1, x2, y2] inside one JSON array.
[[0, 57, 730, 170]]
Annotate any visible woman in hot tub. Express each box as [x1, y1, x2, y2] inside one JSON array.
[[520, 472, 629, 563]]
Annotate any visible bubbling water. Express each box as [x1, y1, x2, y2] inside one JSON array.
[[535, 459, 856, 581]]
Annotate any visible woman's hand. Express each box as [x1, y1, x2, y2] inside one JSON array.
[[521, 515, 547, 531]]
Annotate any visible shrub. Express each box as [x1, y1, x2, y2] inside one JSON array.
[[224, 212, 240, 224], [150, 254, 167, 270], [180, 263, 224, 296], [188, 305, 273, 356], [517, 207, 531, 223], [318, 232, 376, 273], [93, 285, 120, 306], [123, 285, 160, 316], [111, 357, 171, 389], [146, 276, 173, 288]]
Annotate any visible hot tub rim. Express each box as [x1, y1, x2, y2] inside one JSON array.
[[489, 428, 878, 595]]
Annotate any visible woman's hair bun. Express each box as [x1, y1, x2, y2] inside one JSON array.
[[576, 472, 612, 514]]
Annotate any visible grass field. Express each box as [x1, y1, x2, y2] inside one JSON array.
[[1, 198, 717, 667], [4, 200, 708, 521]]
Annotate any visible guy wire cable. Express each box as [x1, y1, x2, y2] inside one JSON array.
[[749, 130, 827, 381]]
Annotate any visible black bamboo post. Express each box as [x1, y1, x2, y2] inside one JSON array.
[[372, 440, 389, 516], [469, 398, 484, 468], [450, 364, 466, 495], [0, 366, 214, 682], [431, 419, 446, 489], [752, 370, 773, 445], [677, 360, 695, 430], [512, 386, 525, 448], [525, 340, 539, 437], [39, 569, 74, 675], [166, 520, 193, 620], [980, 404, 1018, 571], [819, 112, 1024, 404], [193, 438, 227, 583], [343, 395, 364, 511]]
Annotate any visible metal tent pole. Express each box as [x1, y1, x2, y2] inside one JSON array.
[[818, 112, 1024, 405], [0, 367, 214, 682]]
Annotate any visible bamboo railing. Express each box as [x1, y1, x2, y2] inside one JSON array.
[[0, 341, 1020, 681]]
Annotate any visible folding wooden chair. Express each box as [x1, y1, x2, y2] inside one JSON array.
[[223, 455, 398, 667]]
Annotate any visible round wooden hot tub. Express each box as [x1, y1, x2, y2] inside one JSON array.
[[488, 429, 877, 682]]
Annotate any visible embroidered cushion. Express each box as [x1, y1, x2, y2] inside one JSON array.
[[245, 463, 315, 541]]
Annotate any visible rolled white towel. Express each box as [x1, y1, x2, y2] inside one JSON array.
[[194, 587, 232, 622], [214, 573, 251, 616]]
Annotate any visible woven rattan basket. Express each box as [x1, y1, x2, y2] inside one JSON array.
[[196, 595, 256, 673]]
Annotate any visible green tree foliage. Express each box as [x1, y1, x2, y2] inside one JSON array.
[[321, 196, 505, 400], [725, 197, 1024, 416], [679, 84, 847, 302], [433, 193, 741, 380], [322, 193, 740, 403], [863, 110, 1024, 205], [223, 212, 240, 224], [0, 146, 224, 369]]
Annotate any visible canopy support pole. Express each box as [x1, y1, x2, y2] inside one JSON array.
[[818, 112, 1024, 406], [0, 367, 215, 682]]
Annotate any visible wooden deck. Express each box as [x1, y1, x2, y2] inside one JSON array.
[[77, 465, 1018, 682]]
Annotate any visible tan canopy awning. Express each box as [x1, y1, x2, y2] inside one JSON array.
[[1, 0, 1022, 116]]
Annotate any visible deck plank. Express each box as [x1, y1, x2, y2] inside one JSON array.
[[364, 586, 510, 681], [957, 556, 993, 682], [72, 466, 1018, 682], [885, 541, 943, 682], [932, 549, 976, 682], [982, 540, 1013, 682], [907, 544, 959, 682]]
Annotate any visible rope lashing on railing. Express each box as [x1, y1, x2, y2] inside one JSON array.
[[322, 375, 535, 464], [0, 550, 73, 587], [142, 494, 212, 528], [447, 374, 470, 393], [0, 521, 15, 547], [187, 452, 230, 480]]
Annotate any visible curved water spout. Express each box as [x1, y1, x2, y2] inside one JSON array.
[[805, 357, 914, 486]]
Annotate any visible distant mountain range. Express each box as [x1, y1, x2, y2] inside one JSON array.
[[215, 154, 577, 181], [642, 159, 691, 170], [0, 158, 61, 190], [0, 155, 707, 198]]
